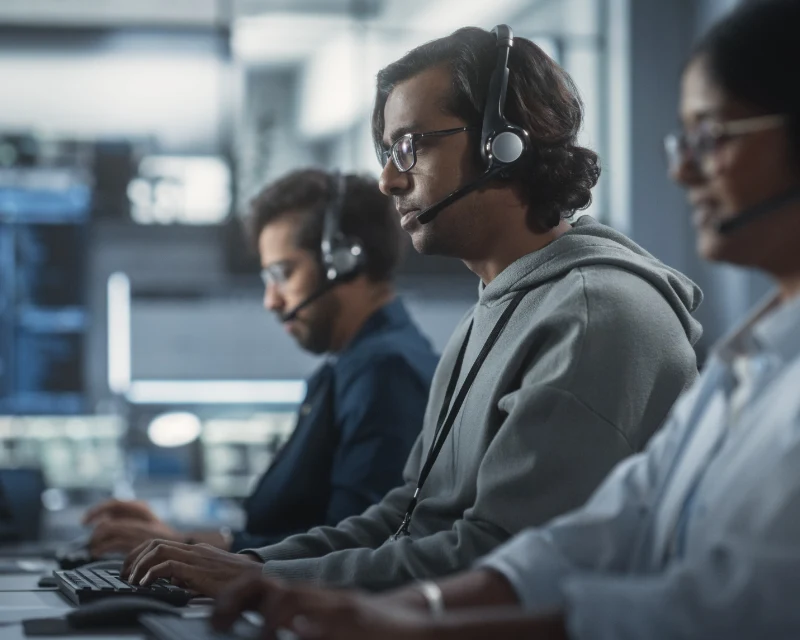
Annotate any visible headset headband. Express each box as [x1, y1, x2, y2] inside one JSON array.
[[321, 171, 364, 283], [480, 25, 529, 168]]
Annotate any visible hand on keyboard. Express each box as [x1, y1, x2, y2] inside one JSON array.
[[211, 574, 430, 640], [123, 540, 262, 598], [83, 499, 185, 556]]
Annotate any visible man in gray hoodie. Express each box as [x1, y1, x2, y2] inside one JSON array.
[[122, 26, 702, 596]]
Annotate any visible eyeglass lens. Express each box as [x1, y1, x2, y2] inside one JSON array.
[[392, 136, 415, 172]]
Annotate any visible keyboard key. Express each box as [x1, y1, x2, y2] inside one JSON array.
[[54, 569, 192, 606], [94, 571, 134, 592], [77, 570, 115, 590]]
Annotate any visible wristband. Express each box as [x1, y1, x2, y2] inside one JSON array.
[[417, 580, 445, 618]]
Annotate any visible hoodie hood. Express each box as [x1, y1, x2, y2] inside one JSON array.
[[480, 216, 703, 344]]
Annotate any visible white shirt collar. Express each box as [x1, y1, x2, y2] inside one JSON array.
[[716, 291, 800, 364]]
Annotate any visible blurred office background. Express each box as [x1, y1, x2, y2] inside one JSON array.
[[0, 0, 767, 527]]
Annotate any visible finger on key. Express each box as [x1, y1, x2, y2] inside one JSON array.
[[130, 542, 195, 585], [121, 539, 154, 579]]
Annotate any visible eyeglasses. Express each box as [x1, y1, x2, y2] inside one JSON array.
[[379, 126, 477, 173], [260, 261, 296, 289], [664, 114, 786, 176]]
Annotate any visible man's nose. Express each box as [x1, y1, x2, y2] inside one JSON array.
[[379, 159, 412, 196], [263, 281, 284, 312]]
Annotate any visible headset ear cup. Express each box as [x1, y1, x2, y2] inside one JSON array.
[[335, 250, 356, 278], [491, 130, 525, 164], [321, 171, 366, 283], [327, 242, 364, 283]]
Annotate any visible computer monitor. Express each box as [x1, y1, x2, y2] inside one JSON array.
[[0, 467, 45, 542]]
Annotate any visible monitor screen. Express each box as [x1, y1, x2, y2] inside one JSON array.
[[0, 467, 45, 542]]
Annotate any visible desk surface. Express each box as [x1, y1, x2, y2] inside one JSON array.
[[0, 575, 145, 639], [0, 590, 72, 622], [0, 574, 54, 591], [0, 572, 220, 639], [1, 626, 146, 640], [0, 488, 247, 638]]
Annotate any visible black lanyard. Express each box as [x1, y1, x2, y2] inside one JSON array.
[[392, 289, 529, 540]]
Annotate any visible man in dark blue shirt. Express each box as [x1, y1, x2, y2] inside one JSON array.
[[84, 169, 438, 554]]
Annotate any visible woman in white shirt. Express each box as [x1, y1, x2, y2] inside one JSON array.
[[208, 1, 800, 638]]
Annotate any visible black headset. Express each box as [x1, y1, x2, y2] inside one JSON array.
[[480, 25, 530, 168], [416, 24, 530, 224], [321, 171, 365, 283], [280, 171, 365, 323]]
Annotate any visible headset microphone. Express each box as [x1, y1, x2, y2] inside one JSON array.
[[416, 24, 530, 225], [279, 171, 365, 324], [416, 166, 505, 224], [279, 282, 334, 323], [716, 186, 800, 234]]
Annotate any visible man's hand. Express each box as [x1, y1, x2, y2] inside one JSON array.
[[211, 575, 431, 640], [82, 499, 159, 526], [88, 519, 183, 556], [122, 540, 263, 598]]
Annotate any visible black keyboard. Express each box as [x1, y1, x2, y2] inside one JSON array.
[[54, 568, 193, 606], [141, 614, 264, 640]]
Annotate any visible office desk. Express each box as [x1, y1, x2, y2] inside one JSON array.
[[0, 488, 246, 638], [0, 571, 223, 639], [0, 590, 71, 622], [0, 575, 54, 591], [0, 629, 145, 640], [0, 574, 146, 639]]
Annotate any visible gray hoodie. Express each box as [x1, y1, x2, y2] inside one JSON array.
[[244, 216, 703, 589]]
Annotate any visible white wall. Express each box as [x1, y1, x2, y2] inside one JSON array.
[[0, 30, 231, 153]]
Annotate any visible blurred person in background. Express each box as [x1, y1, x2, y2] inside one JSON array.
[[209, 2, 800, 638], [118, 25, 702, 596], [84, 169, 439, 555]]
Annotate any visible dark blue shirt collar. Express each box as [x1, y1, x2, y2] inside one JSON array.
[[330, 297, 411, 361]]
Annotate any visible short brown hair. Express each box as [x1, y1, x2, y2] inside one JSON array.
[[248, 168, 404, 282]]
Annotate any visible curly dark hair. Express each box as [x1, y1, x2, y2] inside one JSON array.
[[248, 168, 404, 283], [372, 26, 600, 232], [690, 0, 800, 162]]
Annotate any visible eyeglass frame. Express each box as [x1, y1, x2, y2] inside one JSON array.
[[379, 126, 478, 173], [260, 259, 299, 290], [664, 113, 786, 175]]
